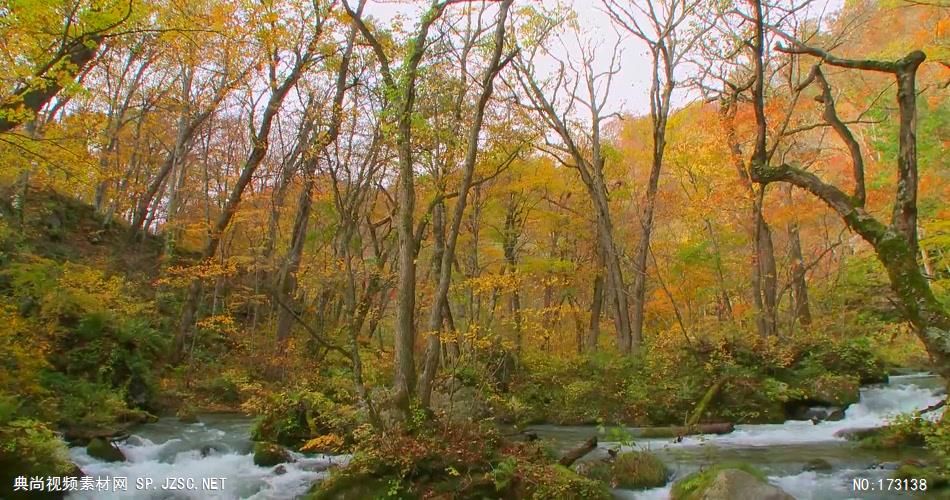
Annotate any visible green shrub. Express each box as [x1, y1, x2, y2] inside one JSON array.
[[0, 418, 75, 498], [858, 414, 931, 449], [246, 387, 358, 447], [1, 259, 166, 421]]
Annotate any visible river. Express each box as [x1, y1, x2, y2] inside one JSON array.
[[68, 373, 944, 499]]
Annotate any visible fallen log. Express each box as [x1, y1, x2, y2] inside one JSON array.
[[636, 422, 734, 439], [558, 436, 597, 467], [916, 399, 945, 417]]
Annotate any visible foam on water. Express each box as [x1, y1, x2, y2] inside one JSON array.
[[637, 378, 943, 449], [67, 420, 348, 500], [617, 374, 945, 499]]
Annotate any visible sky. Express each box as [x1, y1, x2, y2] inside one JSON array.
[[355, 1, 660, 115], [355, 0, 845, 117]]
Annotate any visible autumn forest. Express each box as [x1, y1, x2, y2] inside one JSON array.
[[0, 0, 948, 498]]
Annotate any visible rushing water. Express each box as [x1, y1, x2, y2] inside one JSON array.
[[67, 416, 347, 499], [67, 373, 944, 499], [530, 373, 946, 500]]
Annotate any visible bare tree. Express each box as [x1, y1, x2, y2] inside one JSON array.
[[515, 28, 636, 352], [173, 2, 332, 361], [417, 0, 515, 410], [605, 0, 709, 349], [736, 0, 949, 376]]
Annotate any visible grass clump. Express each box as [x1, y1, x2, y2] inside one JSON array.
[[578, 451, 669, 489]]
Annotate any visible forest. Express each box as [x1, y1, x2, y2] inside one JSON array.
[[0, 0, 948, 498]]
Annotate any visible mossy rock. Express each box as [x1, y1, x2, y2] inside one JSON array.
[[576, 460, 613, 482], [894, 462, 949, 489], [803, 458, 833, 472], [671, 463, 792, 500], [176, 407, 199, 424], [253, 442, 291, 467], [800, 374, 860, 407], [856, 425, 927, 450], [306, 470, 394, 499], [86, 438, 125, 462]]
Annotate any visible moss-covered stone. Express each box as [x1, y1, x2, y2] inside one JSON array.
[[855, 422, 928, 450], [801, 374, 860, 407], [253, 442, 291, 467], [306, 470, 392, 499], [176, 407, 198, 424], [86, 438, 125, 462], [526, 465, 611, 499], [671, 463, 793, 500], [803, 458, 833, 472], [893, 461, 948, 489]]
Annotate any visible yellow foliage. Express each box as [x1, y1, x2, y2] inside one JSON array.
[[300, 434, 345, 453]]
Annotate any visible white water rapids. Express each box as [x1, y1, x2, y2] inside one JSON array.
[[66, 417, 348, 499], [65, 373, 943, 499], [611, 372, 946, 499]]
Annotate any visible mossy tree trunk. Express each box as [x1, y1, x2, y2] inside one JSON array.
[[741, 0, 950, 378]]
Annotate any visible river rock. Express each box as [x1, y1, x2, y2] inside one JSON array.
[[803, 458, 832, 472], [833, 427, 879, 440], [86, 438, 125, 462], [826, 408, 846, 421], [66, 462, 86, 477], [253, 442, 292, 467], [177, 407, 199, 424], [696, 469, 794, 500], [805, 374, 860, 407]]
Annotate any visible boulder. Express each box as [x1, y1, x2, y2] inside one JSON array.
[[805, 375, 860, 407], [66, 462, 86, 477], [833, 427, 879, 440], [253, 442, 292, 467], [803, 458, 832, 472], [790, 405, 837, 422], [825, 408, 846, 421], [86, 438, 125, 463], [697, 469, 793, 500], [894, 460, 948, 488], [672, 465, 794, 500], [176, 407, 199, 424]]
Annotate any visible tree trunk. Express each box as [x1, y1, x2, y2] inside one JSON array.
[[417, 0, 513, 409], [745, 23, 948, 376], [0, 35, 104, 134], [785, 186, 811, 326], [273, 173, 315, 347], [752, 191, 778, 337], [630, 161, 661, 350], [587, 270, 604, 350]]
